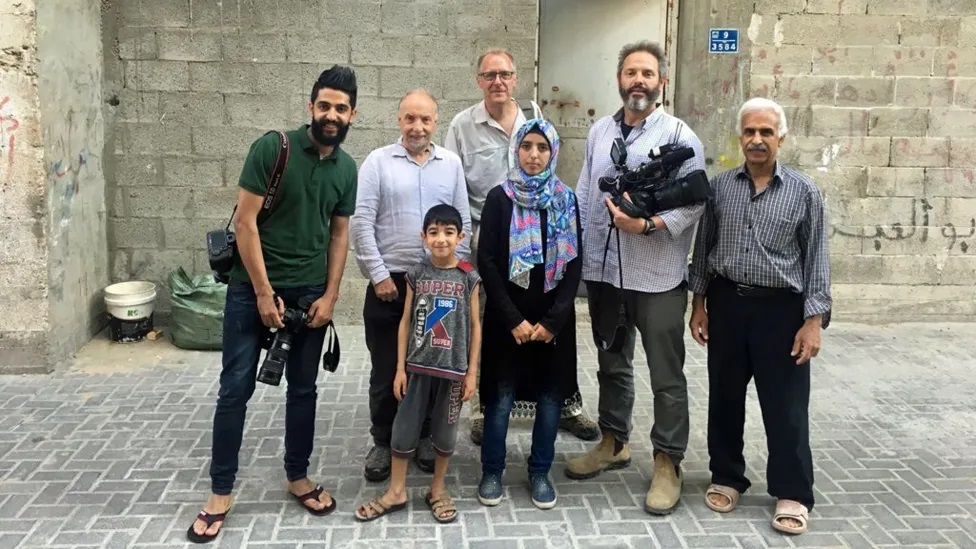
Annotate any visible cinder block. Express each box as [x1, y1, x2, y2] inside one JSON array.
[[354, 97, 401, 131], [379, 67, 444, 99], [323, 0, 381, 33], [158, 92, 225, 126], [924, 168, 976, 197], [947, 196, 976, 220], [953, 77, 976, 108], [124, 187, 195, 218], [928, 107, 976, 137], [115, 122, 192, 155], [867, 0, 927, 15], [773, 75, 837, 105], [450, 4, 511, 37], [442, 67, 485, 101], [949, 138, 976, 167], [162, 157, 224, 187], [117, 28, 157, 60], [811, 166, 869, 197], [783, 105, 813, 137], [873, 46, 936, 77], [350, 65, 379, 98], [190, 0, 244, 28], [163, 218, 223, 249], [249, 0, 319, 31], [752, 46, 813, 75], [894, 76, 954, 106], [129, 249, 196, 289], [900, 17, 962, 47], [381, 1, 448, 36], [285, 33, 349, 64], [934, 47, 976, 77], [189, 62, 253, 93], [0, 221, 43, 264], [111, 250, 130, 282], [928, 0, 976, 15], [748, 74, 776, 98], [124, 61, 190, 91], [866, 167, 925, 197], [943, 257, 976, 280], [251, 63, 305, 98], [191, 126, 268, 156], [837, 76, 895, 107], [855, 196, 947, 228], [0, 298, 48, 333], [780, 15, 900, 46], [222, 32, 287, 63], [114, 90, 159, 123], [787, 136, 891, 167], [224, 157, 247, 187], [190, 188, 239, 219], [224, 94, 288, 129], [805, 0, 868, 14], [120, 0, 190, 28], [890, 137, 949, 167], [114, 154, 161, 186], [110, 217, 163, 249], [474, 38, 537, 76], [414, 37, 474, 69], [868, 107, 929, 136], [157, 30, 222, 62], [809, 106, 870, 136], [755, 0, 806, 14], [351, 35, 413, 67], [962, 17, 976, 44]]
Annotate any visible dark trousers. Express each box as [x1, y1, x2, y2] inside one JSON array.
[[706, 276, 815, 510], [210, 282, 328, 495], [481, 385, 561, 476], [364, 273, 430, 446]]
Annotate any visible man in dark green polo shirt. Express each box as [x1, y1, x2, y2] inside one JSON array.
[[188, 65, 359, 543]]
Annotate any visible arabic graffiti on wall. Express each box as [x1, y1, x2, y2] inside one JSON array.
[[831, 198, 975, 253]]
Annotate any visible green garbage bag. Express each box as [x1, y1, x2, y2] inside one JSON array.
[[168, 267, 226, 350]]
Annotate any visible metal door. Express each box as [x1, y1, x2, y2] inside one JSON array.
[[537, 0, 673, 187]]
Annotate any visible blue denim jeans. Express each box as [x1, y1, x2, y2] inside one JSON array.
[[209, 281, 327, 495], [481, 385, 562, 476]]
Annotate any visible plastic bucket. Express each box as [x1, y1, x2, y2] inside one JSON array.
[[104, 281, 157, 342]]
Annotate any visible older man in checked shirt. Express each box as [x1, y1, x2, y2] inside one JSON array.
[[564, 40, 706, 516], [688, 96, 831, 536]]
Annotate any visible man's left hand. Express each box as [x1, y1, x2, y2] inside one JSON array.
[[790, 320, 821, 365], [307, 296, 335, 329], [604, 193, 648, 234], [530, 323, 555, 343]]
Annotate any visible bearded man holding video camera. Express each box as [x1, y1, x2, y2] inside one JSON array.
[[564, 40, 708, 517], [187, 65, 359, 544]]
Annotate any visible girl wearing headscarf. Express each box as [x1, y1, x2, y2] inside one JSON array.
[[475, 118, 582, 510]]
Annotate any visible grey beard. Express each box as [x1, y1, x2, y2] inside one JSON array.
[[625, 87, 661, 111]]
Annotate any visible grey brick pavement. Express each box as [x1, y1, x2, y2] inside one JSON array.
[[1, 321, 974, 548]]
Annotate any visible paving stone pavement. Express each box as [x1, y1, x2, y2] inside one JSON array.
[[1, 321, 975, 549]]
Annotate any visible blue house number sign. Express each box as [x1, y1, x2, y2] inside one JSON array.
[[709, 28, 739, 53]]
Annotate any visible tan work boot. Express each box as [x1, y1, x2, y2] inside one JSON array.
[[644, 452, 682, 515], [564, 432, 631, 480]]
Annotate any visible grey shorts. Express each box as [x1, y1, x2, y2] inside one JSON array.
[[391, 373, 464, 459]]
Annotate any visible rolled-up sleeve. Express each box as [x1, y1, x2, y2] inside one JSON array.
[[350, 152, 389, 285], [688, 185, 718, 295], [799, 186, 832, 321], [657, 125, 707, 238]]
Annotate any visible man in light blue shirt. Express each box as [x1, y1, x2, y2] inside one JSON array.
[[351, 89, 472, 484]]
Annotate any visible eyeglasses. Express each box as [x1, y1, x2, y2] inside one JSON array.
[[478, 71, 515, 82]]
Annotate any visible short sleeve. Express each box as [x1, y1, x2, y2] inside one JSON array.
[[467, 268, 482, 293], [406, 265, 422, 290], [238, 132, 281, 196], [333, 154, 358, 217]]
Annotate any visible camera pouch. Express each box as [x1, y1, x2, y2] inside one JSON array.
[[207, 130, 290, 283], [322, 320, 341, 373], [585, 280, 629, 353]]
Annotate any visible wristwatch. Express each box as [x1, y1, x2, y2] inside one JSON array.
[[642, 218, 656, 235]]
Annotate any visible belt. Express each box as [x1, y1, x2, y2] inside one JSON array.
[[717, 276, 796, 298]]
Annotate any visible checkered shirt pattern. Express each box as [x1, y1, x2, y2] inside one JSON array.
[[688, 162, 833, 322], [577, 108, 707, 293]]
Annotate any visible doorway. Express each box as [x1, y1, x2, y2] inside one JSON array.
[[537, 0, 674, 186]]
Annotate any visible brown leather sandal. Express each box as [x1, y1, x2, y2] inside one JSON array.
[[425, 491, 457, 523]]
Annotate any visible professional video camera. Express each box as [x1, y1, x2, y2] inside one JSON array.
[[257, 296, 313, 386], [598, 138, 711, 219]]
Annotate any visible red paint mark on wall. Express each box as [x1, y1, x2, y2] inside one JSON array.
[[0, 97, 20, 183]]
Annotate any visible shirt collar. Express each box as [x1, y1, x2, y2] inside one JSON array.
[[297, 124, 341, 161], [473, 98, 520, 125], [392, 136, 444, 160], [612, 104, 665, 130], [736, 161, 784, 185]]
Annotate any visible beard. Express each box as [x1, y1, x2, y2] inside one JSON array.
[[310, 116, 350, 146], [619, 84, 662, 112], [403, 135, 430, 153]]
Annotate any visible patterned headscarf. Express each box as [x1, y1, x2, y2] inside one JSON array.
[[501, 118, 579, 293]]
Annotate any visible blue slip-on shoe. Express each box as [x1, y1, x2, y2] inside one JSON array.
[[529, 473, 557, 510], [477, 472, 504, 506]]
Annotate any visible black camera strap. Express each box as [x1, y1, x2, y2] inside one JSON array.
[[224, 130, 290, 231]]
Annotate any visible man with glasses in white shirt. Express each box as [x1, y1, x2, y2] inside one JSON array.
[[444, 48, 599, 446]]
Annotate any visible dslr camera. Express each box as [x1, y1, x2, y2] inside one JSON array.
[[598, 138, 712, 219], [257, 296, 342, 386]]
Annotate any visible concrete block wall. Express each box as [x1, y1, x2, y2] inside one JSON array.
[[740, 0, 976, 322], [102, 0, 538, 324]]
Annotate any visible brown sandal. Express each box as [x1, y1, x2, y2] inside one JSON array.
[[424, 491, 457, 523], [353, 498, 407, 522], [704, 484, 739, 513], [772, 499, 809, 535]]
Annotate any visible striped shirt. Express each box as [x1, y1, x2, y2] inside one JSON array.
[[577, 108, 706, 293], [688, 162, 832, 323]]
